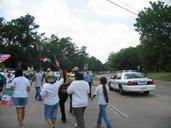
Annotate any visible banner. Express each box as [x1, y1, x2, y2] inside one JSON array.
[[0, 90, 13, 105], [0, 54, 11, 63]]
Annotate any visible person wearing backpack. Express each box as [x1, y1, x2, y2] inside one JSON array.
[[83, 69, 93, 98]]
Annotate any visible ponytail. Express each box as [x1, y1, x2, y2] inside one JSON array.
[[103, 84, 109, 103], [100, 77, 109, 103]]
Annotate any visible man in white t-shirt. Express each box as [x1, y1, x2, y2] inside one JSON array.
[[67, 72, 90, 128]]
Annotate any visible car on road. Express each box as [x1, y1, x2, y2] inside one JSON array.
[[108, 71, 156, 95]]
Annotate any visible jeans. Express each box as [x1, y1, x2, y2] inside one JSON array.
[[96, 105, 112, 128], [44, 103, 58, 120], [13, 97, 28, 107], [35, 87, 41, 100]]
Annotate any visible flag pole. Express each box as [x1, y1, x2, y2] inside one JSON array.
[[53, 53, 60, 68]]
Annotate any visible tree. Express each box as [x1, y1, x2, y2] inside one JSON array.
[[134, 1, 171, 72], [107, 47, 140, 70], [0, 14, 40, 68], [0, 15, 105, 71], [106, 52, 117, 70], [87, 56, 105, 71]]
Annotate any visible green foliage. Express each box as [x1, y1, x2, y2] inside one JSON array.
[[147, 72, 171, 81], [0, 14, 40, 69], [107, 1, 171, 72], [107, 47, 140, 70], [0, 14, 104, 71], [87, 56, 105, 71], [134, 1, 171, 72]]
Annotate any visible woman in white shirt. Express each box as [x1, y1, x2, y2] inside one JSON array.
[[11, 68, 30, 128], [67, 72, 90, 128], [91, 77, 112, 128], [40, 68, 63, 128]]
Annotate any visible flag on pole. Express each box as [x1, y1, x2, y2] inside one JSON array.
[[40, 57, 51, 63], [0, 54, 11, 63], [53, 54, 60, 68]]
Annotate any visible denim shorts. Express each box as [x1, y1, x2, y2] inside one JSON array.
[[13, 97, 28, 108], [44, 103, 58, 120]]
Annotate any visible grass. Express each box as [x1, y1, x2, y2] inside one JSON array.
[[147, 72, 171, 81]]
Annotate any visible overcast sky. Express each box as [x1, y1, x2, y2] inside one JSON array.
[[0, 0, 170, 63]]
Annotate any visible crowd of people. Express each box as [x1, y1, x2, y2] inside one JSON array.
[[0, 64, 112, 128]]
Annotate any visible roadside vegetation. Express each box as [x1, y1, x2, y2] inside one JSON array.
[[147, 72, 171, 81]]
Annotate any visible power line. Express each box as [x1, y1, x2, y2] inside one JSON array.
[[106, 0, 138, 16], [116, 0, 139, 12]]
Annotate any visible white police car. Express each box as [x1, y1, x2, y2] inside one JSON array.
[[108, 71, 156, 95]]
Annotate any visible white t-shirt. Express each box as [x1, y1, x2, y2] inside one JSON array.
[[94, 84, 108, 105], [40, 78, 64, 105], [11, 76, 30, 97], [67, 80, 90, 108]]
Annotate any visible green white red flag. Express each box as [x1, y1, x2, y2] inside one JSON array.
[[40, 57, 51, 62]]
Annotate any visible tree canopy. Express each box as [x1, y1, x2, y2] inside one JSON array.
[[134, 1, 171, 71], [0, 14, 104, 71], [107, 1, 171, 72]]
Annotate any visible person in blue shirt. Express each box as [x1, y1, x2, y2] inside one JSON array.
[[83, 69, 93, 98]]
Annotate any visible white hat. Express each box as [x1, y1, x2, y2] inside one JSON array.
[[72, 66, 79, 71], [46, 71, 56, 83]]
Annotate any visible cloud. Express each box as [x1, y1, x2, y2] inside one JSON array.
[[0, 0, 168, 63], [33, 0, 141, 63]]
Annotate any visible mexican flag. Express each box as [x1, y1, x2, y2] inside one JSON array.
[[0, 90, 13, 105], [40, 57, 51, 62]]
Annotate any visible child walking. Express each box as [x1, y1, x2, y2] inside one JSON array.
[[91, 77, 112, 128]]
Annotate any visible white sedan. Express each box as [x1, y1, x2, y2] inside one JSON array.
[[108, 71, 156, 95]]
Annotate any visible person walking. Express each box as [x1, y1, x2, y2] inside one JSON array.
[[5, 73, 13, 91], [91, 77, 112, 128], [31, 69, 43, 101], [83, 69, 93, 98], [69, 67, 79, 114], [11, 67, 31, 128], [58, 70, 69, 123], [67, 72, 90, 128], [40, 67, 64, 128]]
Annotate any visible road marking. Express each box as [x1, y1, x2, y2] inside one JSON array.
[[108, 107, 122, 118], [108, 103, 128, 118]]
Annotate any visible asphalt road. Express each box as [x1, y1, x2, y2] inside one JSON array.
[[98, 74, 171, 128], [0, 74, 171, 128]]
